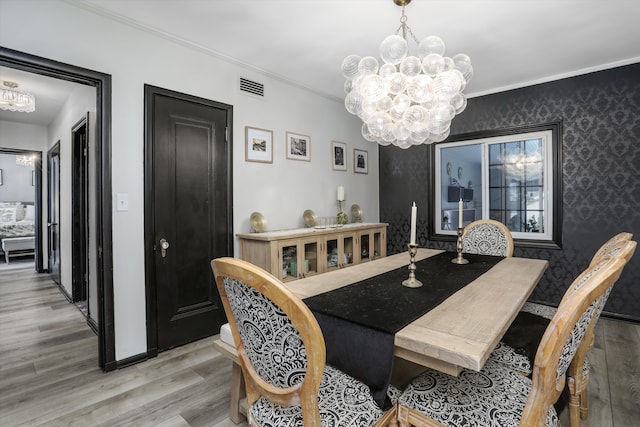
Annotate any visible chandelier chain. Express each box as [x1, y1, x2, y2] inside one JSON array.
[[395, 6, 420, 45]]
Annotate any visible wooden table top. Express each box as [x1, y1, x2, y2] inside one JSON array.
[[286, 248, 548, 376]]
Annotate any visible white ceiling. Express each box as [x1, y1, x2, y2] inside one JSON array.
[[3, 0, 640, 126]]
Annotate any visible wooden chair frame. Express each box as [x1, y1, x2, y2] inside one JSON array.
[[589, 231, 633, 267], [212, 257, 326, 426], [462, 219, 514, 257], [567, 239, 636, 426]]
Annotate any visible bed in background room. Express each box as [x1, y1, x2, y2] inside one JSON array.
[[0, 201, 36, 263]]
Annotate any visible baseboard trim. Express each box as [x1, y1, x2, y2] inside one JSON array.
[[56, 282, 73, 303], [87, 316, 99, 335], [115, 352, 151, 369]]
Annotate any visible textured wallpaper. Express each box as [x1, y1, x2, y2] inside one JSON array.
[[379, 63, 640, 321]]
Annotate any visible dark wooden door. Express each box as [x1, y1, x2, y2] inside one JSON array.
[[47, 142, 61, 285], [145, 85, 232, 353]]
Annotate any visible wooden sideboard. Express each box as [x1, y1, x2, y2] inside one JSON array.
[[237, 223, 387, 282]]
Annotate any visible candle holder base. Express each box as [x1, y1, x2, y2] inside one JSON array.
[[402, 276, 423, 288], [451, 226, 469, 265], [402, 243, 423, 288], [451, 253, 469, 265]]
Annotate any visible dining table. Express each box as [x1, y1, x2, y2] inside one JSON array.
[[214, 247, 548, 421], [287, 248, 549, 407]]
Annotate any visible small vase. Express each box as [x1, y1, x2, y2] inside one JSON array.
[[336, 211, 349, 225]]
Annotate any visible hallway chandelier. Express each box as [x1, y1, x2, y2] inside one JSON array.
[[342, 0, 472, 149], [0, 81, 36, 113]]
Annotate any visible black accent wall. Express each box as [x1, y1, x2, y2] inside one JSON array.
[[379, 63, 640, 321]]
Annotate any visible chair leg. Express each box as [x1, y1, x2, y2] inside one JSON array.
[[580, 387, 589, 419], [229, 361, 246, 424], [567, 377, 581, 427]]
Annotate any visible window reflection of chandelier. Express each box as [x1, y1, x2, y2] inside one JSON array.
[[16, 155, 35, 167]]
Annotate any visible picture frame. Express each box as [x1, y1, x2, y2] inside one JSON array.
[[331, 141, 347, 171], [353, 149, 368, 174], [286, 131, 311, 161], [245, 126, 273, 163]]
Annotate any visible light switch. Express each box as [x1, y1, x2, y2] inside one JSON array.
[[116, 193, 129, 211]]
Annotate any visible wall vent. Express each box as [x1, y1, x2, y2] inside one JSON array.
[[239, 77, 265, 97]]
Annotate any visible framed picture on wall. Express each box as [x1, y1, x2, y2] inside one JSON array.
[[286, 131, 311, 161], [354, 149, 368, 174], [331, 141, 347, 171], [245, 126, 273, 163]]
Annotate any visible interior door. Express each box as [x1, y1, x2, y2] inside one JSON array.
[[47, 142, 61, 285], [145, 85, 232, 352], [72, 114, 90, 311]]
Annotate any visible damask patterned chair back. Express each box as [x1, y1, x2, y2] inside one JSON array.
[[462, 219, 514, 257], [520, 255, 627, 426], [211, 257, 326, 425], [589, 231, 633, 267]]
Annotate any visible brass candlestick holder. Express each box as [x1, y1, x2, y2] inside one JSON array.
[[402, 244, 423, 288], [451, 227, 469, 264]]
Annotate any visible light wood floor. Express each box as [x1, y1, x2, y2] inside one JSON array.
[[1, 263, 638, 426]]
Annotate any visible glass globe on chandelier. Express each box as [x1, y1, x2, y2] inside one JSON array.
[[342, 0, 472, 149]]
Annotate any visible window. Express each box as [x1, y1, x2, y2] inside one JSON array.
[[431, 122, 562, 248]]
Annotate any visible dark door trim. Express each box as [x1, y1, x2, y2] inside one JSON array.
[[143, 84, 234, 357], [47, 141, 62, 290], [0, 46, 115, 372], [71, 115, 89, 306]]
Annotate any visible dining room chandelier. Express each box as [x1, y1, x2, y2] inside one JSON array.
[[0, 81, 36, 113], [342, 0, 472, 149]]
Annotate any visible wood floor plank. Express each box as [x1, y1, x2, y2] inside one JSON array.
[[604, 319, 640, 427]]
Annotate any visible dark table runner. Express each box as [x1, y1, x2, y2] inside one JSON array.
[[304, 251, 503, 408]]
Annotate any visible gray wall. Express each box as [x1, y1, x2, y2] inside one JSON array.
[[379, 63, 640, 321], [0, 153, 35, 203]]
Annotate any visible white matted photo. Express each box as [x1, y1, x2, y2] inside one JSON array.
[[331, 141, 347, 171], [286, 131, 311, 161], [245, 126, 273, 163], [354, 148, 368, 174]]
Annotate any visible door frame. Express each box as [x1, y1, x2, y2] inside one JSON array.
[[143, 84, 234, 358], [47, 141, 62, 289], [0, 47, 116, 371], [71, 115, 89, 307]]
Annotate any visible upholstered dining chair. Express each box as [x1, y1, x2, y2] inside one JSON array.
[[462, 219, 514, 257], [210, 257, 397, 427], [396, 254, 627, 427], [496, 238, 636, 427]]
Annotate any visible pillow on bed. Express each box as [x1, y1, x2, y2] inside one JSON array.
[[0, 207, 17, 223], [24, 205, 35, 221], [15, 204, 25, 221]]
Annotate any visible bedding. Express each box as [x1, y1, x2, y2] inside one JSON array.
[[0, 202, 36, 244], [0, 220, 36, 239]]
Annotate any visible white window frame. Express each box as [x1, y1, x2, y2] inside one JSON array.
[[432, 123, 562, 248]]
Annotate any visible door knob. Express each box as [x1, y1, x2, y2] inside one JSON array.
[[160, 238, 169, 258]]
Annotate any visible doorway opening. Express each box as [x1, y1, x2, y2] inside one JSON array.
[[0, 46, 115, 371]]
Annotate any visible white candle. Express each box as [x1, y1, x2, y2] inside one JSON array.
[[458, 198, 464, 228], [410, 202, 417, 245], [337, 186, 345, 201]]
